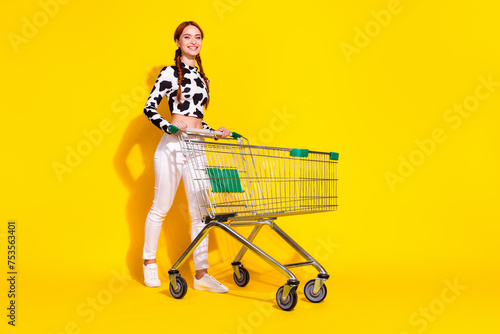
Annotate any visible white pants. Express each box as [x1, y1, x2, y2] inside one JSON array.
[[142, 133, 209, 270]]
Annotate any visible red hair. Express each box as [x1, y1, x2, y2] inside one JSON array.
[[173, 21, 210, 108]]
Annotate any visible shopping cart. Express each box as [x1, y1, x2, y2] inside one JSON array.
[[166, 126, 338, 311]]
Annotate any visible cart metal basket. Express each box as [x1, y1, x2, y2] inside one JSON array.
[[167, 127, 338, 311]]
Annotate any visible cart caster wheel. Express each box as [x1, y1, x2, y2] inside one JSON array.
[[276, 286, 298, 311], [169, 276, 188, 299], [233, 267, 250, 287], [304, 279, 327, 303]]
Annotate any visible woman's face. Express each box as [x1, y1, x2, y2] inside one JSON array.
[[175, 25, 203, 58]]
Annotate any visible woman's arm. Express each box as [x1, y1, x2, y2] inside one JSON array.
[[201, 119, 214, 131], [144, 66, 175, 133], [202, 120, 231, 138]]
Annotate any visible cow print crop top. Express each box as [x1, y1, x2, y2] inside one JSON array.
[[144, 62, 213, 133]]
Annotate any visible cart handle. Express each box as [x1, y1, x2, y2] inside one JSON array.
[[168, 125, 242, 139]]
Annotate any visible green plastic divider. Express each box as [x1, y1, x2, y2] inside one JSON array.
[[329, 152, 339, 160], [290, 148, 309, 158], [206, 168, 245, 193]]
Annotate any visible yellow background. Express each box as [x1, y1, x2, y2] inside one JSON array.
[[2, 0, 499, 333]]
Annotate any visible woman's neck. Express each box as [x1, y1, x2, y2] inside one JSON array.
[[181, 56, 196, 67]]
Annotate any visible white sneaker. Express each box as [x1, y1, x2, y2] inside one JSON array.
[[143, 263, 161, 287], [193, 274, 229, 293]]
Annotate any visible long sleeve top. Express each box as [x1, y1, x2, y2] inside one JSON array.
[[144, 62, 213, 133]]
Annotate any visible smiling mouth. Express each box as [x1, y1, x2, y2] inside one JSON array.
[[188, 46, 198, 50]]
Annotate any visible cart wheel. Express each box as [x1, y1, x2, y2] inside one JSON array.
[[169, 276, 188, 299], [276, 286, 298, 311], [233, 267, 250, 287], [304, 279, 327, 303]]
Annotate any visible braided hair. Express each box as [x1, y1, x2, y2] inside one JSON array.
[[173, 21, 210, 108]]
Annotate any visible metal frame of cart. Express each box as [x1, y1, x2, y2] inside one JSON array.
[[166, 126, 338, 311]]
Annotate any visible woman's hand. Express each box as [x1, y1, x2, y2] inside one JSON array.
[[171, 121, 188, 132], [217, 126, 231, 138]]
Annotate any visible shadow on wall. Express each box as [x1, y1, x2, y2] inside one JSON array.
[[112, 66, 225, 284]]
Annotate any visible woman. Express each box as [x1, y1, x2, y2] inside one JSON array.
[[142, 21, 231, 293]]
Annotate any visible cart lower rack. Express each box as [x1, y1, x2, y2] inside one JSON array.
[[166, 127, 338, 311]]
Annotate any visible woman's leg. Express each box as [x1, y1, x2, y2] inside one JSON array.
[[182, 140, 228, 293], [142, 134, 184, 265], [182, 150, 210, 276]]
